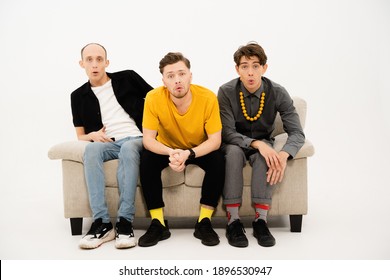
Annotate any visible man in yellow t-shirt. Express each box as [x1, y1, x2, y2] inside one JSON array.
[[138, 52, 225, 247]]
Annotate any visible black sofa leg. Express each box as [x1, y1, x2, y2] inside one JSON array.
[[289, 215, 302, 232], [70, 218, 83, 236]]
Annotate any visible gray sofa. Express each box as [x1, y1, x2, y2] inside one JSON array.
[[48, 96, 314, 235]]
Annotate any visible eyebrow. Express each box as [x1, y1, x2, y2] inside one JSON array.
[[85, 55, 104, 59], [165, 69, 187, 74], [239, 61, 261, 65]]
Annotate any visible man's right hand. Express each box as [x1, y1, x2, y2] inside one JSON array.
[[88, 126, 113, 142]]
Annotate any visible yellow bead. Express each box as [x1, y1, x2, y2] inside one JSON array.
[[240, 91, 266, 121]]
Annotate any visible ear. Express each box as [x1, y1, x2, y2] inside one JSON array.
[[79, 60, 84, 68], [105, 59, 110, 68], [162, 77, 167, 87], [262, 64, 268, 75], [235, 65, 240, 75]]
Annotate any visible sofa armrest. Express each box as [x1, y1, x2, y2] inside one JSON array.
[[48, 141, 90, 162], [273, 133, 315, 159]]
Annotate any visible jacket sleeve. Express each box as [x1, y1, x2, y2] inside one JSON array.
[[70, 91, 83, 127], [276, 88, 305, 158]]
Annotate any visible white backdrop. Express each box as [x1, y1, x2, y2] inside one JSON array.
[[1, 0, 390, 261]]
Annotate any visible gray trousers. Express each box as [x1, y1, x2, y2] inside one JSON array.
[[222, 144, 273, 206]]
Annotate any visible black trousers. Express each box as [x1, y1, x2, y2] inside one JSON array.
[[140, 149, 225, 210]]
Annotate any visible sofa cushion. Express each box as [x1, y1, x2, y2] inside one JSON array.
[[48, 141, 89, 162]]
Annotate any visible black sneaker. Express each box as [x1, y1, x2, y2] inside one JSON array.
[[226, 219, 248, 248], [115, 217, 136, 249], [194, 218, 220, 246], [252, 219, 276, 247], [79, 218, 115, 249], [138, 219, 171, 247]]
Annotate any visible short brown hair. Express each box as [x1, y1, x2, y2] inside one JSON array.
[[233, 42, 267, 66], [80, 43, 107, 59], [159, 52, 191, 74]]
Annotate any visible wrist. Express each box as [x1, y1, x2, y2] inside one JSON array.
[[279, 151, 290, 160], [250, 140, 263, 150], [187, 148, 196, 160]]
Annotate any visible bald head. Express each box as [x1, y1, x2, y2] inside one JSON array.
[[81, 43, 107, 60]]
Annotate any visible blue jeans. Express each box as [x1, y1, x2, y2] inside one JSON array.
[[83, 136, 143, 223]]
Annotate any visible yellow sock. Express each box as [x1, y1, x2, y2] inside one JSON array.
[[198, 206, 214, 222], [150, 208, 165, 226]]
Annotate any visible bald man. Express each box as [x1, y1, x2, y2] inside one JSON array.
[[71, 43, 153, 249]]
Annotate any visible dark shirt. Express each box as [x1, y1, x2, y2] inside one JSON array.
[[71, 70, 153, 134], [217, 77, 305, 158]]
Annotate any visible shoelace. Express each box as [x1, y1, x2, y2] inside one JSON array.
[[87, 223, 106, 237], [198, 221, 216, 236], [254, 221, 270, 235], [146, 222, 163, 235], [116, 220, 132, 235], [231, 222, 246, 237]]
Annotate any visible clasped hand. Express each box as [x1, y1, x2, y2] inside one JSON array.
[[258, 144, 288, 185], [89, 126, 113, 142], [168, 149, 188, 172]]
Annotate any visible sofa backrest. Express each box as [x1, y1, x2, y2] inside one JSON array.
[[271, 96, 307, 137]]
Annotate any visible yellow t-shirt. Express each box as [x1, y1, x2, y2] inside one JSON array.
[[143, 84, 222, 149]]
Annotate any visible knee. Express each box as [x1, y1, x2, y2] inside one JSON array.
[[120, 140, 142, 160], [84, 142, 105, 161], [223, 145, 245, 163]]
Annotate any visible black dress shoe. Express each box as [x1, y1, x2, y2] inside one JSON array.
[[252, 219, 276, 247], [226, 219, 248, 248]]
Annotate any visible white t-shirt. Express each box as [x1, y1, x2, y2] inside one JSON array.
[[92, 80, 142, 140]]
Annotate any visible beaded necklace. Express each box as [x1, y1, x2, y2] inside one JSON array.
[[239, 91, 265, 121]]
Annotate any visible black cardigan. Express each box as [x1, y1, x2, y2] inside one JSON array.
[[71, 70, 153, 134]]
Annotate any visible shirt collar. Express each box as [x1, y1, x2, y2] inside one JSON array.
[[240, 80, 265, 98]]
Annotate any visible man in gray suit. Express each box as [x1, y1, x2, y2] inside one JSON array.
[[217, 42, 305, 248]]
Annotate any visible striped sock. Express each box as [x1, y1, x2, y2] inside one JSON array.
[[255, 204, 269, 222], [226, 203, 240, 225]]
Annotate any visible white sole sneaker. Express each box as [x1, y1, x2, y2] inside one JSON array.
[[79, 229, 115, 249], [115, 235, 137, 249]]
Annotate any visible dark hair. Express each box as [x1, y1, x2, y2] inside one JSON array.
[[159, 52, 191, 74], [80, 43, 107, 59], [233, 42, 267, 66]]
